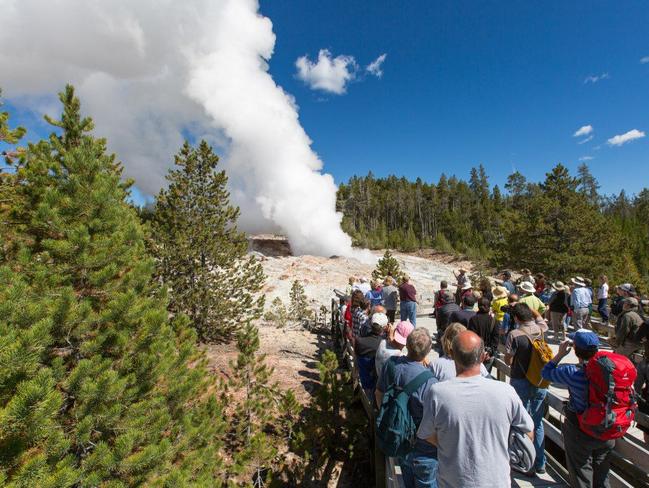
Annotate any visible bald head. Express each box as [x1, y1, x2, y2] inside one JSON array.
[[452, 331, 485, 372]]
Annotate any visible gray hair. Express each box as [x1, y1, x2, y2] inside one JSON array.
[[452, 334, 485, 369], [407, 328, 432, 361]]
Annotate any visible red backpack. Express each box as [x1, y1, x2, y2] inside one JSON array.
[[578, 351, 637, 440]]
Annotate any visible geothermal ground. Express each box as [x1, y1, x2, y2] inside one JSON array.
[[205, 235, 472, 403]]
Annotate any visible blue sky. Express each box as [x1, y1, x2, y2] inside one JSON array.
[[261, 0, 649, 195], [2, 0, 648, 202]]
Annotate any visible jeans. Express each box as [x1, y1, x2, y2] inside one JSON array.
[[510, 378, 547, 470], [597, 298, 609, 323], [400, 301, 417, 326], [400, 448, 438, 488], [562, 415, 614, 488]]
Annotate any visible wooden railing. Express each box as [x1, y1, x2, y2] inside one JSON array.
[[330, 295, 649, 488]]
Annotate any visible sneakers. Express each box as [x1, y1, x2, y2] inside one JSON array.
[[536, 466, 546, 475]]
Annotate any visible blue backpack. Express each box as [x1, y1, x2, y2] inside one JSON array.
[[375, 360, 433, 457]]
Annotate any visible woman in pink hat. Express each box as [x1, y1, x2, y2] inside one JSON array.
[[375, 319, 414, 376]]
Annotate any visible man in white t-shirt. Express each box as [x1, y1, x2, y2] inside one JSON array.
[[597, 275, 610, 324], [417, 331, 534, 488]]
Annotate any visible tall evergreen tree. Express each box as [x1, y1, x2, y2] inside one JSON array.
[[0, 86, 227, 485], [372, 249, 401, 281], [152, 141, 265, 342]]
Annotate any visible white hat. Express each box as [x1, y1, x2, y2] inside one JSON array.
[[571, 277, 586, 287], [371, 312, 389, 328], [519, 281, 535, 294], [461, 281, 473, 290], [552, 281, 567, 291]]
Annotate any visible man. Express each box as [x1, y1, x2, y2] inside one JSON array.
[[346, 276, 358, 296], [500, 293, 520, 341], [453, 268, 468, 304], [519, 281, 547, 315], [376, 328, 438, 487], [435, 291, 460, 349], [548, 281, 570, 342], [375, 319, 414, 376], [399, 274, 418, 326], [381, 276, 399, 323], [570, 278, 592, 330], [611, 283, 636, 322], [356, 276, 372, 295], [418, 331, 534, 488], [501, 270, 517, 295], [433, 280, 448, 317], [614, 297, 644, 358], [504, 303, 549, 475], [355, 312, 389, 398], [520, 268, 536, 285], [541, 330, 615, 488], [448, 294, 477, 326]]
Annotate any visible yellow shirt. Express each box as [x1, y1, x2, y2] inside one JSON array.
[[492, 296, 508, 322], [519, 294, 547, 314]]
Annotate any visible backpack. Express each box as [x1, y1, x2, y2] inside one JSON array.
[[521, 331, 553, 389], [375, 361, 433, 457], [578, 351, 637, 440]]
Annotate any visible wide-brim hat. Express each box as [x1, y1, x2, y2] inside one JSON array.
[[458, 268, 467, 273], [552, 281, 567, 291], [519, 282, 536, 294], [493, 286, 509, 299], [571, 277, 586, 287], [394, 320, 414, 346], [461, 281, 473, 291]]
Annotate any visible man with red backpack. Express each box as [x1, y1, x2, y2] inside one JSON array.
[[541, 330, 637, 488]]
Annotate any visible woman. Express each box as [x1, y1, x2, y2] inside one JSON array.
[[429, 322, 489, 381], [479, 277, 493, 302], [350, 290, 369, 340], [597, 275, 610, 324], [535, 273, 547, 297], [468, 297, 498, 372]]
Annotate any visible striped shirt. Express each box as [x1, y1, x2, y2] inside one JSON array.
[[541, 361, 588, 413]]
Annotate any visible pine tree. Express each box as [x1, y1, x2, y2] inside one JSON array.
[[0, 86, 227, 485], [264, 297, 289, 328], [0, 88, 26, 146], [229, 321, 277, 485], [372, 249, 401, 281], [289, 280, 309, 320], [152, 140, 265, 342]]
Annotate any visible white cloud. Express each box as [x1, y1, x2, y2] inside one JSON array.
[[295, 49, 357, 94], [573, 125, 593, 137], [607, 129, 646, 146], [366, 53, 387, 78], [640, 56, 649, 64], [584, 72, 610, 84], [0, 0, 360, 258], [578, 156, 594, 162], [577, 135, 594, 144]]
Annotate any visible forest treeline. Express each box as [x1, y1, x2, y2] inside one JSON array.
[[337, 165, 649, 290]]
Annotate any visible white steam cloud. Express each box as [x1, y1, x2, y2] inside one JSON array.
[[0, 0, 357, 257]]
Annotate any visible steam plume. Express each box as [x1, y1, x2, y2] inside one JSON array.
[[0, 0, 356, 257]]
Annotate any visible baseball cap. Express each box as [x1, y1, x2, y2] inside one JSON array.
[[393, 320, 414, 346], [371, 312, 389, 329], [568, 330, 599, 350]]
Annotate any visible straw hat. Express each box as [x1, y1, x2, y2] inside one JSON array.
[[552, 281, 567, 291], [492, 286, 509, 299], [571, 277, 586, 287]]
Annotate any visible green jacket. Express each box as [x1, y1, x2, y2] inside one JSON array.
[[616, 310, 643, 345]]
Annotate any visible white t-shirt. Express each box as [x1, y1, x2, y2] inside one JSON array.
[[417, 375, 533, 488], [375, 339, 403, 376], [429, 356, 489, 382], [597, 283, 609, 300]]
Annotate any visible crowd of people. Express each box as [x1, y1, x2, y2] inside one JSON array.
[[339, 268, 649, 488]]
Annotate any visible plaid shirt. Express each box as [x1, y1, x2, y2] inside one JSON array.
[[352, 308, 369, 337]]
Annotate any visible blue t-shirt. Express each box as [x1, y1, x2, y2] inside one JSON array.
[[377, 356, 438, 455], [365, 289, 384, 306]]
